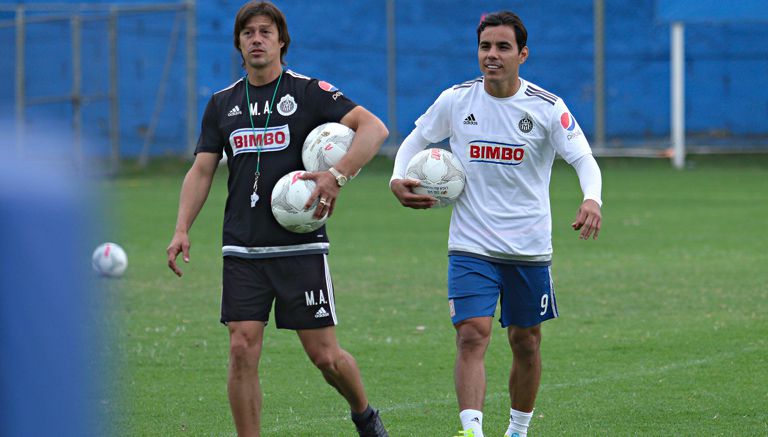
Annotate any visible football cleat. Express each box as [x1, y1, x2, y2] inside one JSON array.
[[353, 408, 388, 437]]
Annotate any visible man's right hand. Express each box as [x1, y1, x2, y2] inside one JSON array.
[[167, 231, 191, 277], [390, 178, 437, 209]]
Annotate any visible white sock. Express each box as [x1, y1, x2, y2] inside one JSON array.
[[459, 409, 484, 437], [505, 408, 533, 436]]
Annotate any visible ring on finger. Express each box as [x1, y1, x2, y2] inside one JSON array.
[[319, 198, 328, 206]]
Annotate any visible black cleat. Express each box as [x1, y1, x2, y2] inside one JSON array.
[[353, 408, 388, 437]]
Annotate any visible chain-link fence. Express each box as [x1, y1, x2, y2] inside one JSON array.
[[0, 1, 196, 172]]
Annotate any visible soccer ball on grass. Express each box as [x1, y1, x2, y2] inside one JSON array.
[[92, 242, 128, 277], [405, 148, 466, 208]]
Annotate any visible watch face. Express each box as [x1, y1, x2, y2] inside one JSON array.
[[329, 167, 347, 186]]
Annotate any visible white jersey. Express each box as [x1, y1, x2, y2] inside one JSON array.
[[415, 77, 593, 263]]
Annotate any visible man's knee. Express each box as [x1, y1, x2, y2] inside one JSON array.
[[228, 326, 263, 370], [307, 347, 344, 373], [455, 319, 492, 352], [508, 326, 541, 357]]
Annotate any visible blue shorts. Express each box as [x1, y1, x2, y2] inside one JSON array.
[[448, 255, 558, 328]]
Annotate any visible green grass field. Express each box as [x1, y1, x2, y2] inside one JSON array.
[[99, 155, 768, 436]]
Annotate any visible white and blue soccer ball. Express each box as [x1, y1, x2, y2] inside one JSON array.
[[271, 171, 328, 233], [406, 148, 466, 208], [92, 242, 128, 277], [302, 122, 356, 173]]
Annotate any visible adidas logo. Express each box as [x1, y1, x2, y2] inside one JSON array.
[[463, 113, 478, 125], [470, 417, 480, 423], [227, 105, 242, 117], [314, 307, 330, 318]]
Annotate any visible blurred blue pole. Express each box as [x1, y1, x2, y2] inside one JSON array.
[[0, 160, 99, 436]]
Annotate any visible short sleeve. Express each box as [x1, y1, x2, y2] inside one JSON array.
[[306, 79, 358, 123], [195, 96, 225, 155], [548, 99, 592, 164], [414, 88, 453, 144]]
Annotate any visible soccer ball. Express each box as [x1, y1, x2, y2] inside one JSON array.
[[271, 170, 328, 233], [302, 122, 356, 173], [406, 148, 466, 208], [92, 242, 128, 277]]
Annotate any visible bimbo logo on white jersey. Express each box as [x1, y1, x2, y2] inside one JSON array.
[[468, 140, 526, 165], [229, 125, 290, 156]]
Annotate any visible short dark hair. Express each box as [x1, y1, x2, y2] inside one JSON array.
[[233, 1, 291, 64], [477, 11, 527, 52]]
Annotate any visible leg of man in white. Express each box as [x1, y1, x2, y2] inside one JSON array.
[[227, 320, 266, 437], [505, 408, 533, 437], [455, 316, 493, 437], [504, 324, 542, 437]]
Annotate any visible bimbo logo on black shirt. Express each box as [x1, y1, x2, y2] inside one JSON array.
[[229, 125, 290, 156]]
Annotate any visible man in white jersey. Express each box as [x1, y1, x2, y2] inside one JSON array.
[[390, 11, 602, 437]]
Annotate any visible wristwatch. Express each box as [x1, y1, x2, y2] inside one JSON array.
[[328, 167, 348, 187]]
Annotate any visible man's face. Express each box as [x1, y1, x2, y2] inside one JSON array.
[[478, 24, 528, 85], [239, 15, 284, 70]]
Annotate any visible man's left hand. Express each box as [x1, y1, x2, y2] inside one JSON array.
[[571, 199, 601, 240]]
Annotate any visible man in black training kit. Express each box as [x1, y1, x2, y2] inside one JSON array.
[[166, 2, 389, 436]]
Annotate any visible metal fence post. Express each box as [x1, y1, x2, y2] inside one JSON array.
[[185, 0, 197, 158], [386, 0, 399, 147], [15, 5, 25, 158], [109, 6, 120, 173], [671, 22, 685, 169], [593, 0, 606, 149], [72, 13, 83, 169]]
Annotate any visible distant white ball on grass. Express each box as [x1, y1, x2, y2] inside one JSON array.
[[92, 242, 128, 278], [271, 171, 328, 233], [302, 122, 356, 173], [405, 148, 466, 208]]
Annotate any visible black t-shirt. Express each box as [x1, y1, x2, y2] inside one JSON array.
[[195, 69, 357, 258]]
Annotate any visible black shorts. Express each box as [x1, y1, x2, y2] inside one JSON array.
[[221, 254, 337, 329]]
